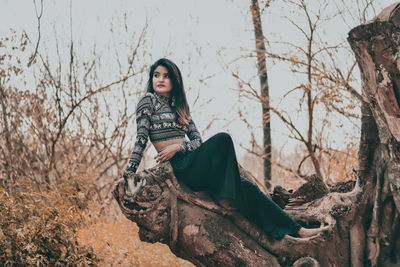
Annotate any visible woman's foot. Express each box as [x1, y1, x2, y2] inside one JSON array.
[[297, 225, 329, 238], [217, 198, 238, 211]]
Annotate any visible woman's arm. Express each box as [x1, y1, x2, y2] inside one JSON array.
[[179, 118, 202, 153], [125, 93, 154, 174]]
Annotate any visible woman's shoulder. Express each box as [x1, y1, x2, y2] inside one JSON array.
[[137, 92, 156, 108]]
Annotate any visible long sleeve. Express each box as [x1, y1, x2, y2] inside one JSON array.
[[126, 94, 154, 174], [179, 118, 202, 154]]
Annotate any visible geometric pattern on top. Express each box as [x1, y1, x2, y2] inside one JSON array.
[[126, 92, 202, 173]]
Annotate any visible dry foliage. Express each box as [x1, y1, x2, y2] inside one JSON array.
[[0, 178, 99, 266], [241, 142, 358, 189]]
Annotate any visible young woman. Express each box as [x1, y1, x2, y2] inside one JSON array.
[[124, 58, 328, 239]]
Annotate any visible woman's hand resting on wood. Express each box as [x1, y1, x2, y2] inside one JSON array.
[[155, 144, 181, 163]]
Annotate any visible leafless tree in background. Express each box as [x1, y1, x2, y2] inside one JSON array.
[[0, 2, 150, 205], [231, 0, 378, 185], [250, 0, 272, 189]]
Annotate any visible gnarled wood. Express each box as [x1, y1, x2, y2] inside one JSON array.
[[347, 2, 400, 266]]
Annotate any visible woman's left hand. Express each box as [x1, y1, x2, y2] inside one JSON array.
[[155, 144, 181, 163]]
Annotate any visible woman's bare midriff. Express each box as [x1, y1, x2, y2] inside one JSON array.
[[152, 138, 186, 153]]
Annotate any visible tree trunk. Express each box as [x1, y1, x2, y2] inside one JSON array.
[[113, 3, 400, 266], [250, 0, 272, 189], [347, 3, 400, 265]]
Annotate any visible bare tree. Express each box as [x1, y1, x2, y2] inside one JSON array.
[[232, 0, 371, 183], [250, 0, 272, 188], [0, 0, 150, 201]]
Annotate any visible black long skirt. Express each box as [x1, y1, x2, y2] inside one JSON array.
[[169, 132, 301, 239]]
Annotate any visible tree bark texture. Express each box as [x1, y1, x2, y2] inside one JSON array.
[[250, 0, 272, 189], [113, 3, 400, 266], [347, 3, 400, 266]]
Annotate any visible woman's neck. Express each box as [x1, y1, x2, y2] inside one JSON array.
[[155, 92, 170, 104]]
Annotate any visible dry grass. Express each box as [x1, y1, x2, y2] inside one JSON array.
[[78, 210, 193, 267]]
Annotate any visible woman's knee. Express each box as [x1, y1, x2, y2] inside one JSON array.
[[212, 132, 233, 145]]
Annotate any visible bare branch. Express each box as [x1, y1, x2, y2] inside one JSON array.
[[28, 0, 43, 67]]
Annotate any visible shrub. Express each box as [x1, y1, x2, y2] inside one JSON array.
[[0, 177, 100, 266]]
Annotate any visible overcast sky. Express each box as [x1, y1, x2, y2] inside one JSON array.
[[1, 0, 396, 160]]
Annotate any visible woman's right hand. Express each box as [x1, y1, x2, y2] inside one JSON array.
[[154, 144, 181, 163]]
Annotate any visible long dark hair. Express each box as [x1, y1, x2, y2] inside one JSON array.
[[146, 58, 191, 126]]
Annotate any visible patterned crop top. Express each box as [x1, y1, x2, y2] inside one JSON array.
[[125, 92, 202, 173]]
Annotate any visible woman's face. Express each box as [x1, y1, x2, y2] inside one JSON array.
[[152, 65, 172, 97]]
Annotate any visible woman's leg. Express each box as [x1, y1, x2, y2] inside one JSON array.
[[171, 132, 328, 239], [237, 176, 301, 239], [172, 132, 242, 201]]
